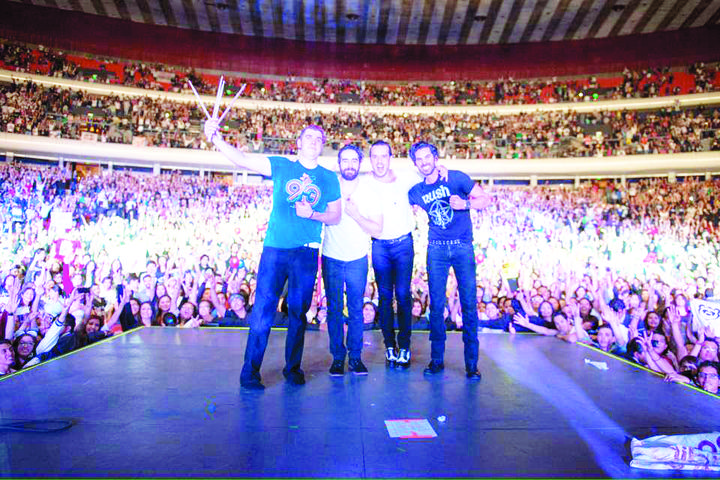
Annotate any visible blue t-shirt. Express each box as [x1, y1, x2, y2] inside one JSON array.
[[264, 156, 341, 248], [408, 170, 475, 243]]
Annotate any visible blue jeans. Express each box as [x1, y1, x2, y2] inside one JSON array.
[[240, 246, 318, 384], [427, 242, 479, 371], [371, 234, 414, 350], [322, 255, 368, 361]]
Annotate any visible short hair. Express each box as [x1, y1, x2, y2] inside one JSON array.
[[409, 142, 439, 163], [597, 323, 614, 335], [338, 144, 363, 163], [369, 140, 392, 157], [298, 125, 326, 144]]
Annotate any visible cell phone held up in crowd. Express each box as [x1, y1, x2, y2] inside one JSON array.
[[116, 285, 125, 303], [76, 287, 91, 294]]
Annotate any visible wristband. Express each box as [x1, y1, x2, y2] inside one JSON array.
[[310, 211, 315, 220], [465, 199, 471, 210]]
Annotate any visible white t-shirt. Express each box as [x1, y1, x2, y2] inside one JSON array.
[[323, 176, 382, 262], [364, 170, 419, 240]]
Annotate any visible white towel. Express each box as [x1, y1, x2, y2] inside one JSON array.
[[631, 433, 720, 471]]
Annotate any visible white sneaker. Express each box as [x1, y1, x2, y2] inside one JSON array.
[[385, 347, 398, 364], [396, 348, 411, 368]]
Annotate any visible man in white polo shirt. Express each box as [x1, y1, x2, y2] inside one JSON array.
[[323, 145, 383, 376]]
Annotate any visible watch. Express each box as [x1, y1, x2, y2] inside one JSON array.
[[465, 199, 471, 210]]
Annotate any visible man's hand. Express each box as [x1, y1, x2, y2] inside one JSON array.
[[449, 195, 469, 210], [295, 199, 313, 219], [344, 199, 360, 219], [437, 165, 449, 181], [204, 118, 221, 143]]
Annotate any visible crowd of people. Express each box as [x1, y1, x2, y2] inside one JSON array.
[[0, 36, 717, 395], [0, 161, 718, 396], [2, 79, 720, 159], [2, 38, 719, 106]]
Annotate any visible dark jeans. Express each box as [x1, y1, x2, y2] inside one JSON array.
[[322, 255, 368, 361], [427, 242, 479, 371], [240, 246, 318, 384], [371, 233, 414, 350]]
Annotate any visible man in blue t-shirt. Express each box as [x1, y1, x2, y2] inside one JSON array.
[[408, 142, 490, 380], [205, 119, 341, 390]]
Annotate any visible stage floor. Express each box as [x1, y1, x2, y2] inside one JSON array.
[[1, 327, 718, 478]]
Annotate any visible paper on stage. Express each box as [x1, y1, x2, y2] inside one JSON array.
[[584, 358, 609, 370], [385, 419, 437, 438]]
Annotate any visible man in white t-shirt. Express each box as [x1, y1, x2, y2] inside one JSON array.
[[322, 145, 383, 376], [365, 141, 421, 368]]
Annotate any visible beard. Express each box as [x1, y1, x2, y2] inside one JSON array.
[[341, 168, 359, 181]]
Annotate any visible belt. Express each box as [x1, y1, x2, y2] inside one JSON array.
[[372, 233, 411, 245], [428, 239, 468, 246]]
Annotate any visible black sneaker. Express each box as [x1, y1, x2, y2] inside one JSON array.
[[283, 369, 306, 385], [240, 373, 265, 390], [396, 348, 411, 369], [466, 370, 482, 381], [348, 358, 368, 375], [423, 361, 444, 375], [240, 380, 265, 390], [329, 359, 345, 376]]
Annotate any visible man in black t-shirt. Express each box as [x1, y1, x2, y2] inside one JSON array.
[[408, 142, 490, 380]]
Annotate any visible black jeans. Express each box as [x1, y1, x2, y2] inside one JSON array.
[[371, 234, 414, 350]]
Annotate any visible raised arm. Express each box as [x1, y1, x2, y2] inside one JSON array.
[[4, 280, 20, 340], [568, 303, 590, 343], [208, 276, 227, 318], [666, 305, 689, 360], [106, 288, 130, 331], [600, 306, 629, 348], [204, 118, 271, 177], [74, 292, 93, 333]]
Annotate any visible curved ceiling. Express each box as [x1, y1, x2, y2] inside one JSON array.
[[9, 0, 720, 46]]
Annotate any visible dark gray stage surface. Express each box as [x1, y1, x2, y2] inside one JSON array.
[[1, 327, 718, 478]]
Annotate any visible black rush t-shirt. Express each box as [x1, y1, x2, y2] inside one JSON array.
[[408, 170, 475, 244]]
